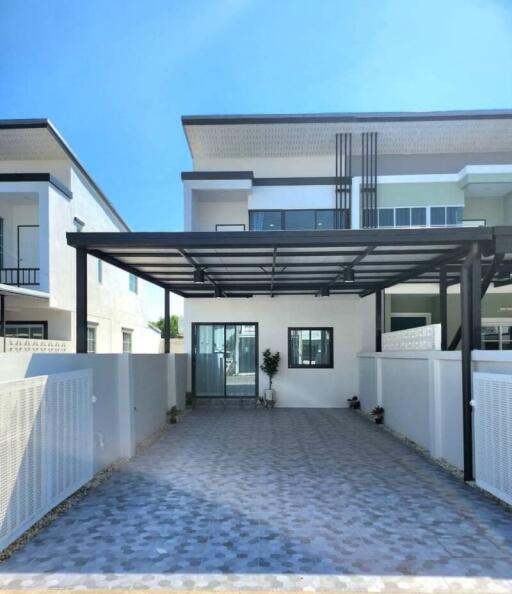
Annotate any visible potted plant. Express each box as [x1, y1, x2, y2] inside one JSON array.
[[167, 406, 179, 424], [371, 406, 384, 424], [260, 349, 280, 408], [347, 396, 361, 410]]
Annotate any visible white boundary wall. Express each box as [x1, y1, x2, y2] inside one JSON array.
[[0, 354, 188, 473], [358, 350, 512, 472], [382, 324, 441, 351]]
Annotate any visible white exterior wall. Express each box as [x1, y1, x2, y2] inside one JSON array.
[[185, 295, 375, 407], [1, 162, 160, 353], [0, 353, 188, 472]]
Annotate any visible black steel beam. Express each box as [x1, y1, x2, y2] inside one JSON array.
[[164, 289, 170, 354], [88, 249, 188, 297], [106, 248, 456, 259], [67, 227, 494, 250], [359, 246, 468, 297], [440, 264, 448, 350], [448, 253, 504, 350], [76, 247, 88, 353]]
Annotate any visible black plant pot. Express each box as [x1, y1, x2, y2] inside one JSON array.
[[374, 416, 383, 425]]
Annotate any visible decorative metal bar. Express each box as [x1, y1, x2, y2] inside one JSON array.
[[335, 132, 352, 229], [361, 132, 378, 228]]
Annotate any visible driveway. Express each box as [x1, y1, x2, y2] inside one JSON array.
[[0, 407, 511, 592]]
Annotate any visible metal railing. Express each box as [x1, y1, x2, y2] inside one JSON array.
[[0, 268, 39, 286]]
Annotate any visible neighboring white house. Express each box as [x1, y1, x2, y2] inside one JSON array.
[[180, 110, 512, 405], [0, 119, 160, 353]]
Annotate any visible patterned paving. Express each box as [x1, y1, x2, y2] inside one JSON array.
[[0, 407, 511, 592]]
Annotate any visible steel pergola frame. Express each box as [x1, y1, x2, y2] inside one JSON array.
[[67, 226, 512, 483]]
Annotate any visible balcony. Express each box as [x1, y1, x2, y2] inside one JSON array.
[[0, 267, 40, 287]]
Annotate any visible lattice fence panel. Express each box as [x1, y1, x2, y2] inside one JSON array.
[[0, 370, 93, 551], [473, 372, 512, 505]]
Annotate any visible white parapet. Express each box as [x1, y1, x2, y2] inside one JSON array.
[[1, 337, 73, 353], [382, 323, 441, 351]]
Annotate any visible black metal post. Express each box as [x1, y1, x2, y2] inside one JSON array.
[[76, 247, 88, 353], [471, 243, 482, 350], [164, 288, 171, 354], [439, 264, 448, 350], [0, 295, 5, 335], [375, 289, 382, 352], [460, 246, 481, 481]]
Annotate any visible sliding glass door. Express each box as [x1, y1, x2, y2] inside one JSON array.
[[192, 323, 258, 398]]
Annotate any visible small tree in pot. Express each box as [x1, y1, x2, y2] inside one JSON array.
[[259, 349, 280, 408], [371, 406, 384, 424]]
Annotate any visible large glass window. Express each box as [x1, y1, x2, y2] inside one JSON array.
[[249, 211, 283, 231], [378, 209, 394, 227], [315, 210, 335, 229], [285, 210, 315, 230], [395, 208, 411, 227], [5, 323, 45, 339], [249, 209, 343, 231], [411, 207, 427, 226], [288, 327, 333, 368], [430, 207, 446, 226], [447, 206, 463, 226]]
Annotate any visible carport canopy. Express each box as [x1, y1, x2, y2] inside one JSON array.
[[66, 227, 512, 299], [67, 226, 512, 483]]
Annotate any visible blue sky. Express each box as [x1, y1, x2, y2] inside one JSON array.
[[1, 0, 512, 233], [1, 0, 512, 318]]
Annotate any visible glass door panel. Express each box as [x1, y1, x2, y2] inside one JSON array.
[[193, 324, 225, 396], [193, 323, 257, 398], [225, 324, 256, 397]]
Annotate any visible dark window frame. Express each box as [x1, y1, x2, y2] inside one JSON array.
[[249, 209, 345, 231], [191, 322, 259, 398], [288, 327, 334, 369]]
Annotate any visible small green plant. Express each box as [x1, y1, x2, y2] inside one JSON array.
[[167, 406, 179, 424], [260, 349, 280, 390], [371, 406, 384, 424]]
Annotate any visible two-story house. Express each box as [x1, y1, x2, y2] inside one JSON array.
[[0, 119, 160, 353], [180, 110, 512, 405]]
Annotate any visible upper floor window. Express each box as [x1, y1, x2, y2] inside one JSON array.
[[97, 259, 103, 284], [129, 274, 138, 293], [249, 209, 342, 231], [87, 325, 97, 353], [378, 206, 463, 228], [122, 329, 133, 353]]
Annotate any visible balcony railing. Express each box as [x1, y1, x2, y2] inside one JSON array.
[[0, 268, 39, 286]]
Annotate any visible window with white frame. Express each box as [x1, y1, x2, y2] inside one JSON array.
[[481, 322, 512, 350], [122, 329, 133, 353], [129, 273, 138, 293], [97, 259, 103, 283], [87, 325, 97, 353], [378, 206, 463, 228]]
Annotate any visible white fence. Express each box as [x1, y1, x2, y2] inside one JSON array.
[[359, 351, 463, 467], [0, 370, 94, 552], [358, 351, 512, 504], [473, 372, 512, 505], [0, 337, 73, 353], [382, 323, 441, 351]]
